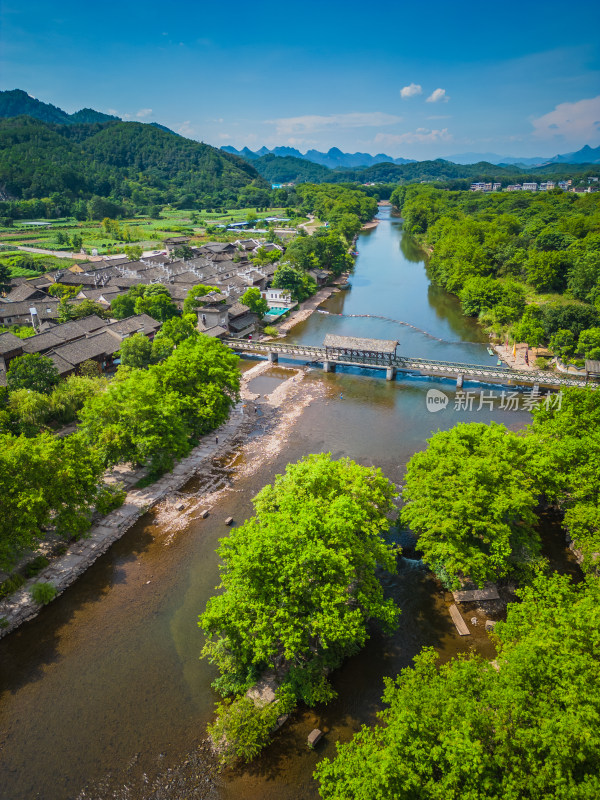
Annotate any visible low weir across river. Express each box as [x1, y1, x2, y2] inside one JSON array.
[[225, 338, 595, 390]]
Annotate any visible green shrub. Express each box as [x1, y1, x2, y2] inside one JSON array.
[[208, 694, 287, 766], [0, 617, 9, 628], [0, 573, 25, 599], [95, 483, 127, 515], [25, 555, 50, 577], [535, 357, 549, 369], [263, 325, 279, 337], [30, 582, 57, 605]]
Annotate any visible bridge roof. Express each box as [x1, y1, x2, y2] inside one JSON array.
[[324, 334, 398, 354]]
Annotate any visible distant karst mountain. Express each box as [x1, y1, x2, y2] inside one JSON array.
[[226, 143, 600, 169], [0, 89, 120, 125], [550, 144, 600, 164], [221, 145, 415, 169]]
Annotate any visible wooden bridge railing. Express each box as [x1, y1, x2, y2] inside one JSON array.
[[224, 339, 595, 389]]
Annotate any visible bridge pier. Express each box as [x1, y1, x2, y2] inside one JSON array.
[[386, 366, 396, 381], [323, 360, 336, 373], [456, 374, 464, 389], [268, 351, 278, 364]]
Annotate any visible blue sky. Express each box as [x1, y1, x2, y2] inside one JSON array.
[[2, 0, 599, 159]]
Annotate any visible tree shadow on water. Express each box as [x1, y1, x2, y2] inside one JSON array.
[[0, 515, 156, 696]]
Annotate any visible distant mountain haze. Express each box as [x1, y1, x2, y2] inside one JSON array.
[[225, 143, 600, 168], [221, 145, 415, 168], [0, 88, 598, 172]]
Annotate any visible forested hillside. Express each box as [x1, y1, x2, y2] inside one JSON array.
[[235, 153, 598, 186], [392, 185, 600, 359], [0, 115, 268, 216]]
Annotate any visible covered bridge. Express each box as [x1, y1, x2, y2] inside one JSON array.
[[323, 334, 398, 365]]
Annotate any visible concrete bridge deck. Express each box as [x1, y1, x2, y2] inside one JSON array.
[[224, 339, 596, 390]]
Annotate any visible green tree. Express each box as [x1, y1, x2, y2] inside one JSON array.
[[549, 328, 576, 359], [199, 454, 399, 706], [150, 334, 174, 363], [0, 262, 10, 293], [160, 314, 197, 344], [0, 432, 103, 569], [315, 573, 600, 800], [118, 333, 153, 368], [272, 264, 316, 302], [110, 284, 146, 319], [133, 285, 178, 322], [240, 287, 268, 317], [182, 283, 218, 315], [459, 277, 506, 316], [577, 326, 600, 358], [401, 422, 543, 588], [172, 245, 193, 261], [7, 353, 60, 394], [79, 335, 239, 474], [124, 244, 143, 260]]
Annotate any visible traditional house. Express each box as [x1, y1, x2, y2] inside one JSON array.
[[0, 299, 60, 327], [227, 302, 258, 338], [0, 331, 24, 371], [163, 236, 191, 255]]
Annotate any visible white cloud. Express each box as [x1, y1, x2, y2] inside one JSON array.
[[531, 95, 600, 140], [136, 108, 153, 118], [176, 120, 194, 136], [426, 88, 448, 103], [400, 83, 422, 99], [218, 133, 232, 141], [266, 112, 403, 135], [374, 128, 452, 146]]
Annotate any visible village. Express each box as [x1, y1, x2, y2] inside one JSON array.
[[0, 232, 339, 383]]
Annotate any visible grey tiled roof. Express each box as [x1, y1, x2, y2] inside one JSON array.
[[0, 331, 24, 355], [49, 331, 122, 366]]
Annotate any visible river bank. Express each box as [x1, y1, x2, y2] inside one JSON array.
[[0, 360, 322, 640], [0, 208, 544, 800]]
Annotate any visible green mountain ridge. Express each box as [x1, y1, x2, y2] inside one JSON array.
[[0, 114, 266, 212], [0, 89, 119, 125]]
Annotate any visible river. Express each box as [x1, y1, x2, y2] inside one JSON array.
[[0, 208, 570, 800]]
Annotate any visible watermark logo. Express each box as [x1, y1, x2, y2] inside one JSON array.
[[425, 388, 563, 413], [426, 389, 449, 412]]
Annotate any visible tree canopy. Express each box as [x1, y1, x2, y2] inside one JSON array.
[[200, 454, 399, 706], [401, 422, 543, 588], [315, 572, 600, 800]]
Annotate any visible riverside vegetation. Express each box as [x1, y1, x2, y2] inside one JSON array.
[[0, 332, 239, 578], [199, 388, 600, 799], [392, 184, 600, 364]]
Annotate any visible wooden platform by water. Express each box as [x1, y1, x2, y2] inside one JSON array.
[[449, 603, 470, 635], [452, 584, 499, 603]]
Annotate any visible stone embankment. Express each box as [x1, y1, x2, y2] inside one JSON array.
[[0, 359, 325, 639], [0, 403, 248, 639]]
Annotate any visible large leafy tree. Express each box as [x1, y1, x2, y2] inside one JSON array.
[[79, 335, 239, 473], [530, 387, 600, 570], [272, 264, 316, 301], [315, 573, 600, 800], [401, 422, 542, 588], [0, 432, 103, 569], [133, 283, 178, 322], [199, 453, 399, 704], [240, 287, 268, 317], [7, 353, 60, 394]]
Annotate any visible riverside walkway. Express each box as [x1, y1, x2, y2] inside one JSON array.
[[225, 337, 596, 390]]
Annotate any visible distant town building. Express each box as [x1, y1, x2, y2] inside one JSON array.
[[522, 182, 538, 191], [540, 181, 555, 191], [505, 184, 522, 192]]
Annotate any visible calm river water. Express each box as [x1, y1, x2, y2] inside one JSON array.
[[0, 208, 559, 800]]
